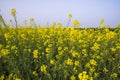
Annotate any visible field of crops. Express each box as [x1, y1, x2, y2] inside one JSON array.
[[0, 9, 120, 80]]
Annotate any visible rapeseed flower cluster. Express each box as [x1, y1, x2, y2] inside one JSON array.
[[78, 71, 93, 80], [0, 9, 120, 80], [33, 49, 39, 59], [11, 8, 16, 17], [40, 65, 47, 74]]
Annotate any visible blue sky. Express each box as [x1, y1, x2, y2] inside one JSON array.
[[0, 0, 120, 27]]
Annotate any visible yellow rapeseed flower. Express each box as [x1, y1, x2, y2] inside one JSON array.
[[11, 8, 16, 16], [0, 49, 9, 57], [46, 21, 49, 25], [74, 61, 80, 66], [11, 46, 17, 50], [111, 73, 117, 78], [40, 65, 47, 74], [65, 58, 73, 65], [91, 43, 100, 51], [86, 63, 90, 68], [106, 31, 115, 40], [103, 67, 108, 73], [15, 78, 21, 80], [48, 44, 52, 47], [4, 33, 9, 41], [50, 59, 55, 65], [94, 72, 99, 78], [111, 47, 116, 52], [68, 13, 72, 18], [100, 18, 104, 24], [70, 75, 76, 80], [30, 18, 34, 22], [45, 47, 51, 53], [78, 71, 91, 80], [58, 47, 62, 51], [90, 59, 97, 66], [90, 67, 95, 72], [32, 71, 38, 76], [99, 24, 104, 28], [71, 51, 79, 58], [73, 20, 80, 27], [33, 50, 39, 59], [57, 23, 62, 28], [64, 47, 68, 51]]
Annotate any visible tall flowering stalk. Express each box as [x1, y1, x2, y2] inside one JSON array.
[[11, 8, 17, 28], [11, 8, 19, 48], [67, 13, 72, 27], [99, 18, 105, 28]]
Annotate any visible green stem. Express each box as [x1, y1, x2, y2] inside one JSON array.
[[0, 15, 7, 27], [14, 16, 18, 28]]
